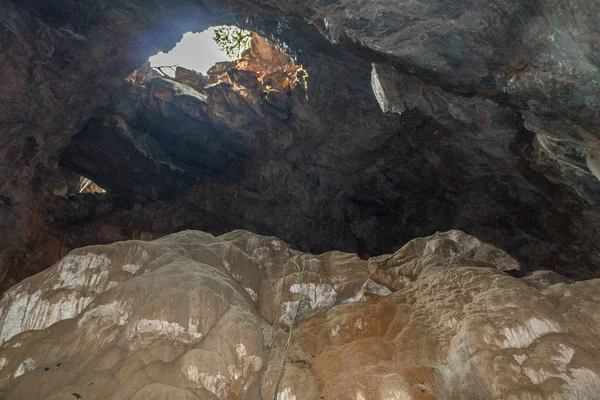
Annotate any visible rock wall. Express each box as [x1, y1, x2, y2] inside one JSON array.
[[0, 230, 598, 399], [55, 25, 600, 283], [1, 0, 600, 289]]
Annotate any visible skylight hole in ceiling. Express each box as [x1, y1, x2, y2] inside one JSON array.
[[149, 26, 252, 76]]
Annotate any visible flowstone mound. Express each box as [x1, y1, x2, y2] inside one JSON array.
[[0, 230, 598, 399]]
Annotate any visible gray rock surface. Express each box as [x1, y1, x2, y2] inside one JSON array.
[[1, 0, 600, 291]]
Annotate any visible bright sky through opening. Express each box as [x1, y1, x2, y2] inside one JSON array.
[[149, 27, 230, 76]]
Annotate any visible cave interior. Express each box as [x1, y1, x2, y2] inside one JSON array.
[[4, 1, 600, 291], [1, 0, 600, 398]]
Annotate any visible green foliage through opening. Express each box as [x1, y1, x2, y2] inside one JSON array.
[[212, 26, 252, 59]]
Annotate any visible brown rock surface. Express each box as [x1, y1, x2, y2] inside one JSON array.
[[0, 229, 598, 399]]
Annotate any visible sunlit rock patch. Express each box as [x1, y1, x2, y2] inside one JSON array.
[[78, 176, 106, 194]]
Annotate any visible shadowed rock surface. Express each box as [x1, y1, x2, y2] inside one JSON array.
[[1, 0, 600, 289], [0, 230, 599, 399]]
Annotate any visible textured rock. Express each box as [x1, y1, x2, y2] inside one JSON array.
[[0, 229, 599, 399], [55, 26, 600, 283], [1, 0, 600, 291]]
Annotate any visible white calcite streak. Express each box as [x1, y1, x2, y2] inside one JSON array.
[[277, 388, 297, 400], [121, 264, 140, 274], [184, 365, 229, 399], [13, 358, 35, 378], [289, 283, 337, 311], [499, 317, 561, 349], [128, 318, 203, 348], [342, 278, 392, 303], [0, 253, 114, 344]]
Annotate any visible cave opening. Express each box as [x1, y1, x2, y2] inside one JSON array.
[[54, 20, 312, 260], [148, 26, 253, 76], [60, 23, 309, 202], [78, 176, 106, 194]]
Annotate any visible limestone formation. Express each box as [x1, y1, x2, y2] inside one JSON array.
[[0, 229, 598, 399]]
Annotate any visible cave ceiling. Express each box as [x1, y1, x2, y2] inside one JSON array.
[[1, 0, 599, 290]]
